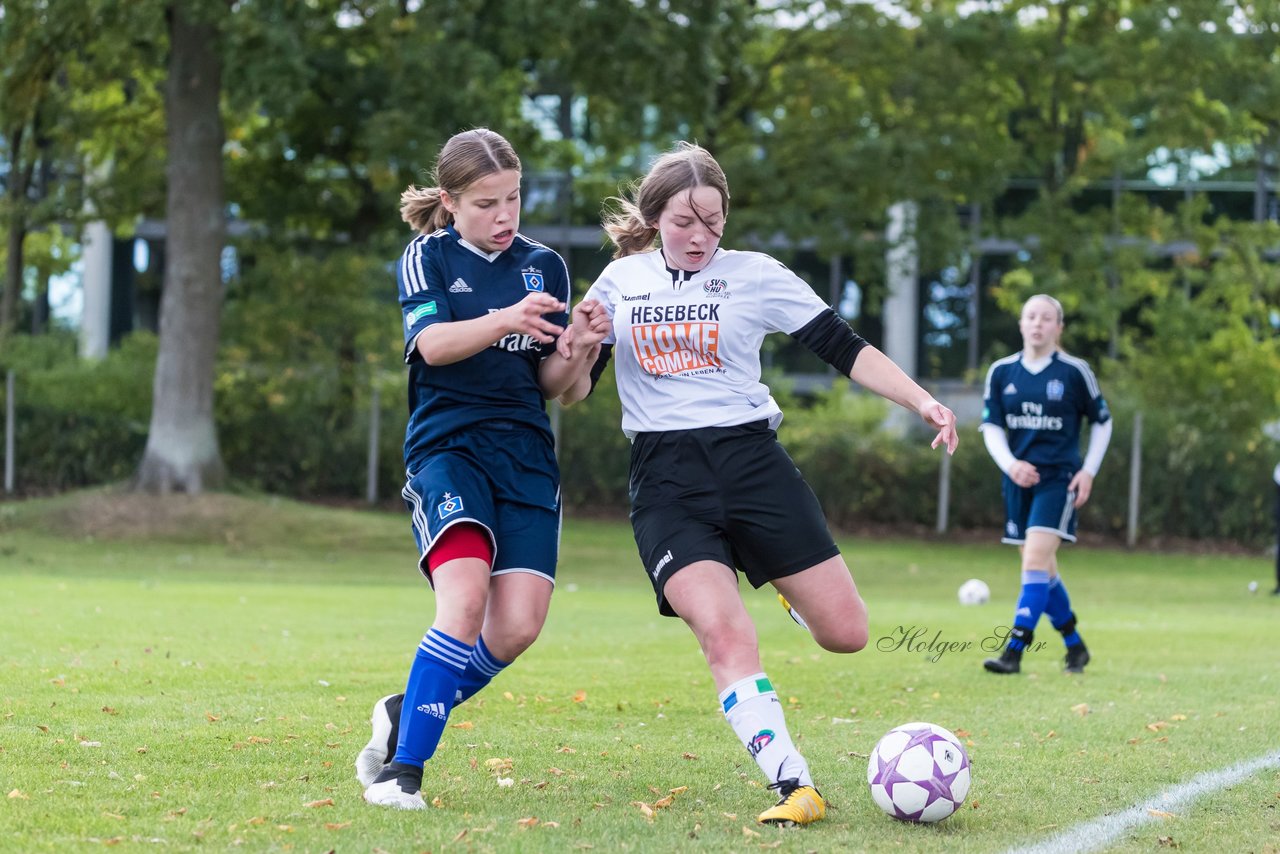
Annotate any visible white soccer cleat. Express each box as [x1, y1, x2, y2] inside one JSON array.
[[362, 776, 426, 810], [355, 694, 401, 787]]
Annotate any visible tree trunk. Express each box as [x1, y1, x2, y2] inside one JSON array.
[[134, 0, 227, 494]]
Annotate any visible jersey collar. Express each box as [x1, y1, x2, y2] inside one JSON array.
[[449, 225, 507, 262]]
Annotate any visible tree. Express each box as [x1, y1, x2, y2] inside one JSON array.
[[135, 0, 228, 493]]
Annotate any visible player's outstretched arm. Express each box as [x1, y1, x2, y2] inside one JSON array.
[[847, 345, 958, 454], [417, 292, 566, 366]]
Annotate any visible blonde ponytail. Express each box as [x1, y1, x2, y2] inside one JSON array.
[[399, 185, 450, 233]]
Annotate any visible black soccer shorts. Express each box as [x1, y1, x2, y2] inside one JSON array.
[[628, 419, 840, 617]]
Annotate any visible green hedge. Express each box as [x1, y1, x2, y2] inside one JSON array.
[[3, 335, 1275, 549]]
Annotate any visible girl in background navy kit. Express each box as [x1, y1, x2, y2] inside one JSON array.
[[359, 128, 607, 809], [979, 294, 1112, 675]]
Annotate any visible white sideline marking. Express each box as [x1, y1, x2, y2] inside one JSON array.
[[1009, 748, 1280, 854]]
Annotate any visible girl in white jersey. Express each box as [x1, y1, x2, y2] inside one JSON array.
[[559, 142, 958, 826]]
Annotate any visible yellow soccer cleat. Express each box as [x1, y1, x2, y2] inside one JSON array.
[[757, 780, 826, 826], [777, 593, 810, 631]]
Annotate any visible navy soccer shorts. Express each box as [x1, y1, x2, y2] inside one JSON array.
[[628, 419, 840, 617], [402, 422, 561, 585], [1001, 465, 1077, 545]]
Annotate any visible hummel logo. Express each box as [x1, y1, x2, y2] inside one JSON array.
[[1003, 383, 1018, 394], [449, 278, 473, 293], [416, 702, 448, 720]]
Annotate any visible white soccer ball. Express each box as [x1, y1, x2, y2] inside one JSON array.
[[867, 722, 971, 823], [957, 578, 990, 606]]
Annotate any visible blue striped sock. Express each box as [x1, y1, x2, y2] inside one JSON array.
[[392, 628, 471, 767], [456, 634, 509, 705], [1045, 576, 1081, 646], [1008, 569, 1050, 651]]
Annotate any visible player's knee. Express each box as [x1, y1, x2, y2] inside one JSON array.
[[813, 602, 869, 653], [817, 622, 868, 654], [494, 621, 543, 660], [696, 620, 758, 670]]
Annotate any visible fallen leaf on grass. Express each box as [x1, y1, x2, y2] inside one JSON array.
[[557, 745, 576, 754], [305, 799, 334, 808], [669, 786, 688, 795], [954, 729, 971, 738], [1146, 722, 1168, 732], [517, 817, 540, 828], [36, 725, 49, 733], [245, 817, 267, 826], [1171, 714, 1187, 721], [742, 826, 760, 838], [451, 721, 474, 730], [682, 753, 699, 760], [1071, 703, 1090, 717], [573, 691, 587, 703], [1147, 808, 1177, 819], [547, 767, 566, 776], [1157, 837, 1179, 848], [205, 713, 220, 722], [632, 801, 655, 820], [7, 789, 28, 800], [101, 707, 117, 715], [654, 795, 674, 809], [324, 822, 350, 831]]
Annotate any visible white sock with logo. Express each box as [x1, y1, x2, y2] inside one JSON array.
[[719, 673, 812, 787]]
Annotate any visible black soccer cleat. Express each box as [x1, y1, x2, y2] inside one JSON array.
[[984, 626, 1031, 674], [1063, 642, 1091, 674], [983, 646, 1023, 674]]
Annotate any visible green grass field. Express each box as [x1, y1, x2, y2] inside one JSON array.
[[2, 490, 1278, 853]]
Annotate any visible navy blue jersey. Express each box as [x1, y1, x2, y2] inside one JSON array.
[[398, 226, 570, 467], [981, 351, 1110, 470]]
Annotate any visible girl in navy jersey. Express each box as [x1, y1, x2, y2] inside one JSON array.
[[358, 128, 608, 809], [978, 294, 1112, 675], [559, 142, 958, 826]]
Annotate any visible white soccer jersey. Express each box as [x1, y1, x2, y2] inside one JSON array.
[[584, 248, 829, 437]]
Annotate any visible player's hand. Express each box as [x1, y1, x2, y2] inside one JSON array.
[[919, 399, 959, 455], [571, 299, 610, 347], [1068, 469, 1094, 507], [557, 299, 610, 358], [1008, 460, 1039, 488], [500, 293, 566, 344]]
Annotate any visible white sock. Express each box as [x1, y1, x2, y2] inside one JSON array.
[[718, 673, 812, 787]]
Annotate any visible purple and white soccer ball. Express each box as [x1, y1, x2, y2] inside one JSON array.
[[867, 721, 971, 823]]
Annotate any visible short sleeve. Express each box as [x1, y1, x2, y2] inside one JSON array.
[[981, 363, 1006, 428], [583, 268, 620, 346], [757, 256, 829, 334], [398, 238, 451, 364]]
